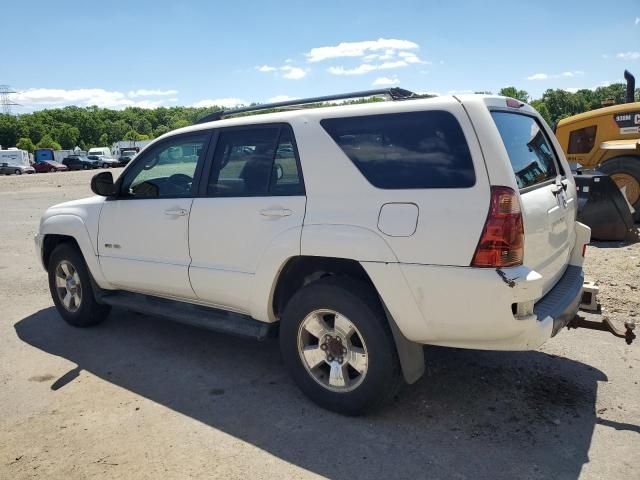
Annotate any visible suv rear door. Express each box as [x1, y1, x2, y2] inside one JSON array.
[[188, 124, 306, 313], [489, 107, 577, 294]]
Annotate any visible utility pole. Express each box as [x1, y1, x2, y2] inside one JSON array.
[[0, 85, 20, 114]]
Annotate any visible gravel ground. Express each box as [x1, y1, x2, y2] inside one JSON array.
[[0, 170, 638, 480]]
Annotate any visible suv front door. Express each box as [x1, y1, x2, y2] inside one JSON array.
[[188, 124, 306, 313], [98, 132, 210, 299]]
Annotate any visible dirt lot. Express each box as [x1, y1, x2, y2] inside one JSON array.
[[1, 170, 638, 480]]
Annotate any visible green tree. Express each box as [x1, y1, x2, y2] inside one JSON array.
[[36, 134, 62, 150], [499, 87, 529, 103], [0, 114, 20, 149], [16, 137, 35, 153], [98, 133, 109, 146], [530, 100, 552, 125], [57, 124, 80, 149], [153, 124, 170, 137]]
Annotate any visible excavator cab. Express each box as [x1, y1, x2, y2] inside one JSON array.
[[555, 71, 640, 240]]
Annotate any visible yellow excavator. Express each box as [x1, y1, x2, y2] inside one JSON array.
[[554, 70, 639, 239]]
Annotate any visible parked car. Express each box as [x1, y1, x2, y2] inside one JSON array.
[[87, 155, 119, 168], [0, 162, 35, 175], [62, 155, 98, 170], [117, 150, 137, 166], [35, 90, 591, 415], [33, 160, 68, 173], [87, 147, 113, 158]]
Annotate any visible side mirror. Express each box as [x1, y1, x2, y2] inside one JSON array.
[[91, 171, 115, 196]]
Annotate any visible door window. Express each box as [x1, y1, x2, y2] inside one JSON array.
[[120, 134, 208, 198], [207, 125, 304, 196]]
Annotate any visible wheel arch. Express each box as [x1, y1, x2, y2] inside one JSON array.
[[271, 255, 425, 384], [40, 214, 113, 289]]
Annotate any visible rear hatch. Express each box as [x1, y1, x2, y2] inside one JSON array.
[[490, 110, 577, 296]]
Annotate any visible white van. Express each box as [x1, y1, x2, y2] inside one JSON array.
[[87, 147, 113, 158]]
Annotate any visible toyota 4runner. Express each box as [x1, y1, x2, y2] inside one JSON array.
[[35, 89, 591, 415]]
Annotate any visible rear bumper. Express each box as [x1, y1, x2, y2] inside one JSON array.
[[533, 265, 584, 337], [362, 261, 585, 351]]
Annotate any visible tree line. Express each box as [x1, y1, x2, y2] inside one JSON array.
[[0, 83, 637, 152]]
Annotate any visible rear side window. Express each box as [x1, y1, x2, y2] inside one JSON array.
[[320, 111, 475, 189], [568, 125, 597, 154], [491, 112, 558, 190]]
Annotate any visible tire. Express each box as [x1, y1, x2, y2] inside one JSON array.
[[279, 276, 402, 415], [102, 163, 108, 169], [598, 157, 640, 222], [14, 169, 21, 175], [47, 243, 111, 327]]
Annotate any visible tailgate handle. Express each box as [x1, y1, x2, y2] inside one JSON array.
[[260, 208, 292, 218], [164, 208, 188, 216]]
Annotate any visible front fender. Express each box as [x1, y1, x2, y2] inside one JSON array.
[[39, 214, 113, 289]]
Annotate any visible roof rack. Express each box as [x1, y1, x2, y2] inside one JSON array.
[[195, 87, 427, 124]]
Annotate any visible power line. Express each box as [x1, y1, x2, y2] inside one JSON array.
[[0, 85, 20, 115]]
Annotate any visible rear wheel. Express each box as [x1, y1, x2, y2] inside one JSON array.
[[279, 277, 402, 415], [598, 157, 640, 221], [48, 243, 110, 327], [14, 169, 21, 175]]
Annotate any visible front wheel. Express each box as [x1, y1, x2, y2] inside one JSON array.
[[48, 243, 111, 327], [14, 169, 21, 175], [598, 157, 640, 222], [279, 277, 402, 415]]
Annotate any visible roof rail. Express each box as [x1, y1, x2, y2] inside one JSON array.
[[195, 87, 426, 124]]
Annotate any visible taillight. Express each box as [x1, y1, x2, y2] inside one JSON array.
[[471, 186, 524, 268]]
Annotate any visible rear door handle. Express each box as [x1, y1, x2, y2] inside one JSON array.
[[260, 208, 292, 218], [164, 208, 188, 216]]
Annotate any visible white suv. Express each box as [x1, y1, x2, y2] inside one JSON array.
[[35, 90, 591, 415]]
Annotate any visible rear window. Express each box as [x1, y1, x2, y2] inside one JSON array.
[[568, 125, 597, 154], [320, 110, 475, 189], [491, 112, 558, 190]]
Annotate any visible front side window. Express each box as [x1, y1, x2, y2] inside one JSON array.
[[207, 125, 304, 196], [320, 110, 475, 189], [120, 134, 208, 198], [568, 125, 597, 154], [491, 112, 559, 190]]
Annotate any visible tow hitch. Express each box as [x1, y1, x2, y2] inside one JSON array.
[[568, 314, 636, 345], [566, 280, 637, 345]]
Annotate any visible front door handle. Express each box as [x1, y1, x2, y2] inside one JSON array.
[[164, 208, 188, 216], [260, 208, 292, 218]]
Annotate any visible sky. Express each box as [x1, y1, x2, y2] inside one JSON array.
[[1, 0, 639, 112]]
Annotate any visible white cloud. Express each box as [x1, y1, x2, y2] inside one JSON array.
[[256, 64, 308, 80], [372, 76, 400, 86], [566, 87, 581, 93], [526, 70, 584, 80], [635, 17, 639, 25], [127, 89, 178, 98], [398, 51, 428, 64], [327, 60, 410, 76], [267, 95, 299, 103], [616, 51, 640, 60], [191, 97, 247, 108], [328, 64, 378, 76], [280, 66, 307, 80], [13, 88, 177, 109], [284, 58, 293, 63], [305, 38, 419, 62]]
